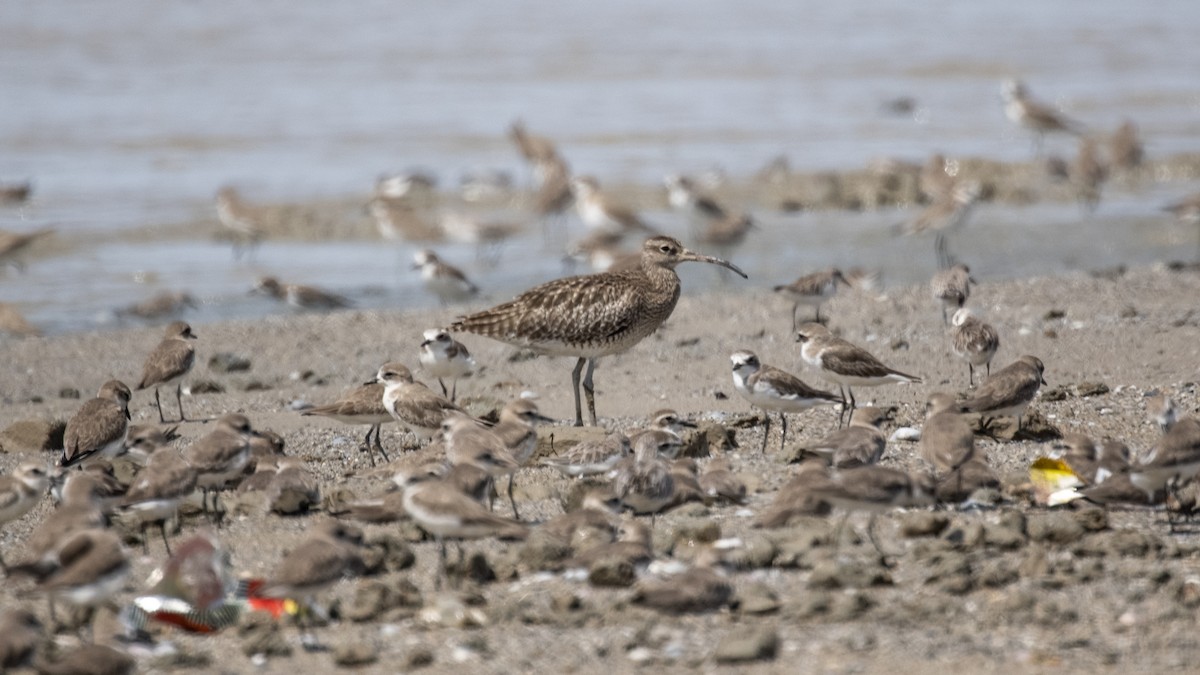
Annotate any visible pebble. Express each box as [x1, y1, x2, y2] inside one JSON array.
[[0, 418, 64, 453], [713, 626, 779, 663], [208, 352, 252, 373], [332, 642, 379, 667], [890, 426, 921, 442]]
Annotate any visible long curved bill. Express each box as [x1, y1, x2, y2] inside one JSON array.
[[680, 249, 749, 279]]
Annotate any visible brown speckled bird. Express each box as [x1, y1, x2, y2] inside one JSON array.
[[448, 236, 747, 426], [137, 321, 197, 423]]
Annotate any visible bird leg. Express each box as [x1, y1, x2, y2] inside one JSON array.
[[437, 378, 449, 398], [371, 425, 390, 463], [968, 364, 975, 387], [582, 358, 598, 426], [361, 428, 376, 467], [175, 382, 187, 422], [571, 357, 587, 427], [790, 303, 799, 333], [760, 410, 771, 454], [159, 520, 172, 555], [153, 387, 166, 423], [780, 413, 789, 452], [507, 473, 521, 520], [436, 537, 447, 591], [837, 386, 848, 429], [450, 378, 458, 403]]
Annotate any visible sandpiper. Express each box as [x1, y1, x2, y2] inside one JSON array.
[[510, 120, 561, 164], [774, 268, 848, 328], [19, 473, 106, 574], [540, 432, 632, 478], [0, 609, 41, 670], [397, 470, 527, 589], [0, 303, 39, 337], [136, 320, 197, 423], [119, 447, 197, 554], [931, 264, 973, 324], [182, 413, 255, 521], [300, 366, 393, 466], [627, 408, 698, 445], [418, 329, 476, 401], [60, 380, 132, 468], [1146, 392, 1178, 433], [412, 250, 478, 306], [664, 173, 730, 238], [369, 195, 443, 243], [612, 432, 677, 519], [956, 355, 1046, 433], [919, 393, 975, 476], [569, 176, 658, 237], [1130, 417, 1200, 502], [1001, 79, 1084, 151], [253, 276, 351, 311], [631, 548, 733, 614], [752, 459, 836, 527], [1163, 192, 1200, 259], [380, 362, 464, 445], [729, 350, 842, 453], [795, 322, 921, 425], [698, 458, 747, 504], [1073, 136, 1108, 214], [919, 153, 956, 202], [118, 291, 197, 321], [17, 528, 130, 639], [0, 228, 54, 273], [812, 465, 935, 555], [1109, 119, 1143, 170], [260, 521, 365, 639], [565, 520, 652, 570], [215, 186, 265, 260], [440, 413, 523, 516], [439, 212, 522, 263], [802, 406, 895, 468], [951, 308, 1000, 386], [450, 236, 746, 426], [0, 463, 50, 572], [901, 180, 981, 269]]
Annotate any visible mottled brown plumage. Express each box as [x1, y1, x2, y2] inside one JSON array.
[[956, 355, 1046, 431], [951, 308, 1000, 386], [931, 264, 972, 324], [61, 380, 132, 468], [920, 393, 975, 475], [302, 370, 392, 466], [773, 267, 846, 327], [449, 236, 746, 425], [137, 320, 197, 423]]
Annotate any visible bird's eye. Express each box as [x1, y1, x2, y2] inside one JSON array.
[[659, 245, 671, 253]]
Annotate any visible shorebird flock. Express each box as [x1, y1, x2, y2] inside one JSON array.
[[2, 79, 1200, 671]]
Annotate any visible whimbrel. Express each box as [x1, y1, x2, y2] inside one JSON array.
[[448, 236, 747, 426]]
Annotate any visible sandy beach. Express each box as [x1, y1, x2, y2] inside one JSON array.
[[2, 261, 1200, 673]]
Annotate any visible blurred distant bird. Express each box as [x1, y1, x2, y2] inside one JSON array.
[[368, 195, 444, 243], [919, 153, 957, 203], [118, 291, 197, 321], [1163, 192, 1200, 260], [0, 463, 50, 572], [215, 186, 265, 261], [0, 302, 39, 337], [253, 276, 351, 311], [413, 249, 478, 305], [900, 180, 981, 269], [0, 180, 32, 204], [570, 176, 658, 238], [0, 228, 54, 273], [1073, 136, 1108, 214], [774, 267, 847, 328], [930, 263, 974, 324], [664, 173, 730, 238], [1108, 119, 1144, 170], [1001, 79, 1084, 152], [439, 212, 522, 264], [375, 171, 438, 204]]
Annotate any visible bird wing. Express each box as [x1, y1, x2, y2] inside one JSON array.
[[62, 400, 125, 464], [138, 339, 194, 389], [450, 272, 651, 351], [392, 384, 462, 428], [755, 366, 841, 402], [303, 384, 387, 418], [820, 342, 919, 381], [959, 365, 1039, 412]]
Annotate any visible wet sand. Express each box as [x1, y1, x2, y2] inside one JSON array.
[[2, 261, 1200, 672]]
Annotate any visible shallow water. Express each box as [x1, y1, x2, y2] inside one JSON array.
[[2, 0, 1199, 334]]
